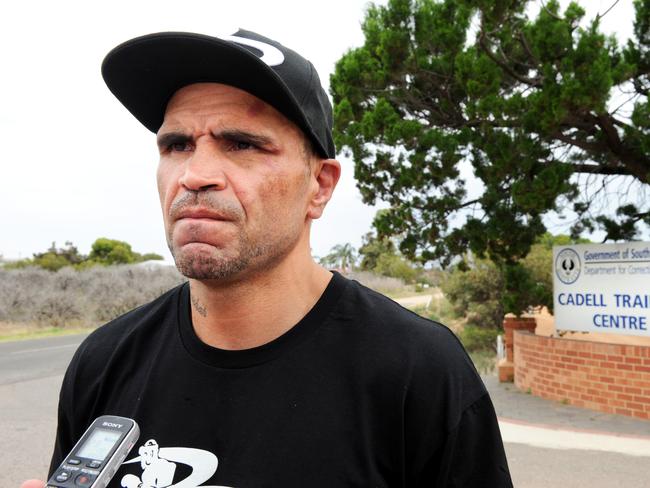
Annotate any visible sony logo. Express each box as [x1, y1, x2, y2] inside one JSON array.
[[102, 422, 122, 428]]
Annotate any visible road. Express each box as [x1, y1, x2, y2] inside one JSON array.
[[0, 334, 84, 385], [394, 293, 436, 309], [3, 334, 650, 487], [0, 334, 86, 486]]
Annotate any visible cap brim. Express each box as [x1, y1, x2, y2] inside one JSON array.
[[101, 32, 312, 139]]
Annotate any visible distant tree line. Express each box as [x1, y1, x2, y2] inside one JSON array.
[[4, 238, 163, 272], [319, 229, 443, 286]]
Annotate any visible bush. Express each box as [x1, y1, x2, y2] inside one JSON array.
[[0, 264, 184, 328], [85, 265, 183, 322], [374, 254, 418, 283], [467, 349, 497, 375], [34, 288, 83, 328], [441, 259, 505, 329], [346, 270, 411, 296], [459, 325, 500, 353], [4, 239, 164, 272]]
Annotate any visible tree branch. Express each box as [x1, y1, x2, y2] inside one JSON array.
[[571, 163, 635, 176], [540, 1, 563, 20], [633, 78, 649, 96], [552, 132, 609, 154], [596, 113, 650, 184], [478, 32, 543, 87], [536, 159, 635, 177], [517, 32, 539, 66], [596, 113, 623, 152], [596, 0, 620, 22]]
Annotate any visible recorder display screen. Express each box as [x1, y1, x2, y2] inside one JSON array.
[[77, 428, 122, 461]]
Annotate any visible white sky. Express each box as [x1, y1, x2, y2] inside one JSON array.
[[0, 0, 638, 262]]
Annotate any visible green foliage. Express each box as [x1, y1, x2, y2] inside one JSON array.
[[140, 253, 164, 262], [374, 253, 418, 282], [34, 253, 73, 272], [88, 238, 163, 266], [6, 239, 163, 272], [6, 241, 85, 272], [459, 325, 500, 353], [413, 292, 458, 325], [358, 231, 396, 270], [332, 0, 650, 271], [357, 226, 421, 282], [443, 233, 589, 321], [520, 232, 590, 313], [4, 260, 30, 270], [89, 238, 137, 265], [442, 258, 505, 328], [467, 349, 497, 375], [319, 243, 358, 271]]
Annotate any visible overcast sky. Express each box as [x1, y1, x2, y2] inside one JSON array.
[[1, 0, 637, 262]]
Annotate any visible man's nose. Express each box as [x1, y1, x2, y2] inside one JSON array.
[[178, 143, 227, 192]]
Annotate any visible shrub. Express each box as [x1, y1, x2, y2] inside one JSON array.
[[441, 259, 505, 330], [459, 325, 500, 353], [374, 254, 418, 283], [86, 265, 183, 322], [34, 288, 83, 328], [0, 264, 184, 328], [346, 270, 411, 296]]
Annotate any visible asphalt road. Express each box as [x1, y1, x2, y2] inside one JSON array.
[[0, 334, 88, 486], [0, 334, 87, 385], [3, 333, 650, 487]]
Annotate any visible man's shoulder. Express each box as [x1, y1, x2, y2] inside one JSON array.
[[336, 276, 488, 426], [340, 277, 460, 348], [73, 282, 186, 364], [337, 277, 480, 377]]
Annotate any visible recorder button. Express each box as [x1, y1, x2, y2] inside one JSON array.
[[87, 460, 102, 469], [68, 459, 81, 465], [75, 473, 96, 487], [55, 471, 70, 482]]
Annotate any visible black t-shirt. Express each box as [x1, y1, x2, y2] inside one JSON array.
[[50, 272, 512, 487]]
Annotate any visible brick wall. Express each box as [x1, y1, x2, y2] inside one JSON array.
[[514, 331, 650, 420]]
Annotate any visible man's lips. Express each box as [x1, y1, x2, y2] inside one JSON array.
[[172, 209, 236, 247], [174, 208, 233, 222]]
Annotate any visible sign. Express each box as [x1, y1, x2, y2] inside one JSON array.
[[553, 242, 650, 336]]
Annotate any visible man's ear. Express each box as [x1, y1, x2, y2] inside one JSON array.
[[307, 158, 341, 220]]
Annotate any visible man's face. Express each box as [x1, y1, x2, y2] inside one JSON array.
[[139, 443, 158, 467], [157, 83, 319, 281]]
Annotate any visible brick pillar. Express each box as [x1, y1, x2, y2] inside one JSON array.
[[498, 316, 536, 382]]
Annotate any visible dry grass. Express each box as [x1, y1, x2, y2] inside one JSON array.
[[345, 270, 414, 296], [0, 321, 92, 342], [0, 264, 185, 333]]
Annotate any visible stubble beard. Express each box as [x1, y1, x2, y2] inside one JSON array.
[[166, 187, 306, 282], [168, 217, 303, 282], [170, 227, 264, 281]]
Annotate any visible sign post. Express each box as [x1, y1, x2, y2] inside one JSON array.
[[553, 242, 650, 336]]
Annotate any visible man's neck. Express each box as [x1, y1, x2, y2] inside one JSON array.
[[187, 258, 333, 351]]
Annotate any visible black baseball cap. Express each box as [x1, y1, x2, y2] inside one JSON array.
[[101, 29, 335, 158]]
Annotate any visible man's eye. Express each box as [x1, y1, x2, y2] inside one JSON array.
[[231, 140, 254, 151], [169, 142, 192, 152]]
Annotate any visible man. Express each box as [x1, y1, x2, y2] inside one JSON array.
[[22, 30, 512, 487]]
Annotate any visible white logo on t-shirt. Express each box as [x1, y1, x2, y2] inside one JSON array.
[[121, 439, 232, 488], [218, 34, 285, 67]]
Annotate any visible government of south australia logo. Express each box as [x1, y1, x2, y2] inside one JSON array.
[[555, 248, 581, 284]]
